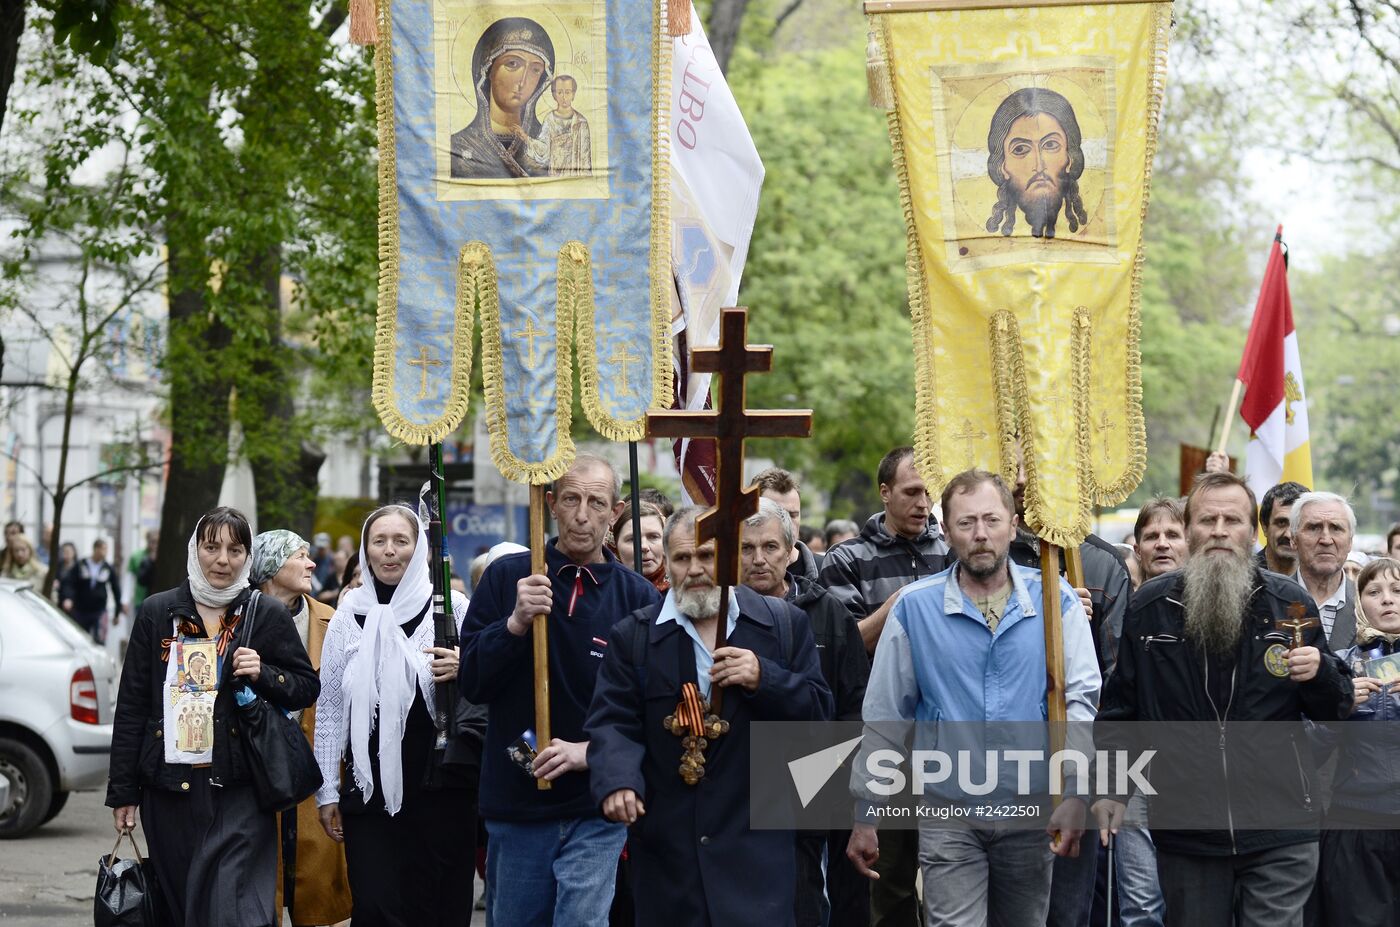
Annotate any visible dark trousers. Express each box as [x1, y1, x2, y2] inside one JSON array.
[[1157, 843, 1317, 927], [1319, 829, 1400, 927], [343, 786, 477, 927], [1047, 839, 1099, 927], [870, 827, 920, 927], [74, 609, 103, 644], [797, 829, 870, 927]]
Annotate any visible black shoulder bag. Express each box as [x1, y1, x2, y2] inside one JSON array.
[[235, 590, 323, 812]]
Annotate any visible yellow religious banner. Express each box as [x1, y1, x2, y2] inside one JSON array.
[[868, 0, 1171, 546]]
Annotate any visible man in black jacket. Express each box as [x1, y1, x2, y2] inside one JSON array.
[[62, 538, 121, 643], [1093, 471, 1352, 927], [740, 497, 870, 926], [816, 446, 947, 927]]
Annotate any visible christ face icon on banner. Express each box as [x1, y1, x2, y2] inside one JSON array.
[[985, 88, 1088, 239]]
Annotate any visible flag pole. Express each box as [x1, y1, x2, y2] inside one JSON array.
[[628, 442, 644, 574], [1215, 378, 1243, 456]]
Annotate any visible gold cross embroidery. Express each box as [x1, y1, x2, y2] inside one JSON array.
[[406, 346, 443, 401], [512, 319, 549, 369], [952, 418, 988, 468], [1095, 412, 1115, 464], [609, 344, 642, 391]]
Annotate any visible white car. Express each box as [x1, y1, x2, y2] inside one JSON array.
[[0, 578, 117, 837]]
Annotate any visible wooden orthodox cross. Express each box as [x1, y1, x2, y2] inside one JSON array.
[[647, 307, 812, 697]]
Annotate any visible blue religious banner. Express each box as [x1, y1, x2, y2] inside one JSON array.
[[371, 0, 673, 482]]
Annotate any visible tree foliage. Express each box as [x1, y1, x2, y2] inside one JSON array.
[[728, 41, 913, 515]]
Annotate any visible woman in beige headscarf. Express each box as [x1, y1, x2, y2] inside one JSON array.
[[250, 530, 352, 927]]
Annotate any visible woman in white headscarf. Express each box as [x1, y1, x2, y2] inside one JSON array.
[[106, 507, 319, 927], [314, 504, 482, 927]]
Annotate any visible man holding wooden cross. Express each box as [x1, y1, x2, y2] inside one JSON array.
[[586, 504, 833, 925]]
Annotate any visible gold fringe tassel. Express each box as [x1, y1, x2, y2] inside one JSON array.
[[1095, 1, 1171, 506], [478, 244, 577, 487], [866, 24, 894, 110], [667, 0, 691, 36], [988, 310, 1094, 550], [370, 2, 474, 446], [350, 0, 379, 46]]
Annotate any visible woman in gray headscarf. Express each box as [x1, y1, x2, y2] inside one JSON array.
[[250, 530, 352, 927], [449, 16, 555, 179]]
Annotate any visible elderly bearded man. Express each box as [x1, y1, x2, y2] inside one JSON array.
[[1093, 472, 1352, 927], [848, 469, 1098, 927], [587, 506, 833, 927], [740, 497, 871, 926]]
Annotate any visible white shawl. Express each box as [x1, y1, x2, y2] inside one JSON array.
[[337, 508, 432, 816]]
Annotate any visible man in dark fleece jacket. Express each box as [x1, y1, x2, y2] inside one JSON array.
[[1092, 472, 1351, 927], [741, 497, 870, 927], [817, 446, 947, 927], [460, 455, 660, 926]]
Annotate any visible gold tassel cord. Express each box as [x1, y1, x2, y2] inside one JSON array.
[[667, 0, 692, 36], [866, 25, 894, 110], [350, 0, 379, 46]]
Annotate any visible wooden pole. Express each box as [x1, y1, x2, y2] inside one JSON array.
[[529, 482, 552, 791], [1063, 545, 1084, 592], [1215, 378, 1244, 456], [710, 584, 732, 716], [1041, 540, 1067, 820]]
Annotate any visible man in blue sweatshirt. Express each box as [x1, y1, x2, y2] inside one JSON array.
[[847, 469, 1100, 926], [461, 455, 661, 926]]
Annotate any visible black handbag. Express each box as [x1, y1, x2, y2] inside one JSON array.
[[235, 591, 323, 812], [95, 830, 163, 927]]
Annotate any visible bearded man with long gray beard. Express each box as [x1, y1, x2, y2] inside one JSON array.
[[586, 505, 832, 926], [1093, 472, 1352, 927]]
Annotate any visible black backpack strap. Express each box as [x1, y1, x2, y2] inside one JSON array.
[[242, 589, 260, 645]]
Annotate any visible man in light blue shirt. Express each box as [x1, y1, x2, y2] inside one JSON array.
[[847, 469, 1100, 927]]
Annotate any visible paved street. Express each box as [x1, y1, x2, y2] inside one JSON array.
[[0, 787, 112, 926]]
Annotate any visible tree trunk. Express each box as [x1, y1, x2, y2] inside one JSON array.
[[706, 0, 751, 73], [42, 365, 82, 599], [153, 230, 234, 594], [0, 0, 23, 137], [238, 246, 324, 539]]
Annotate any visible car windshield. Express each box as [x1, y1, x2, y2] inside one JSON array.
[[14, 587, 97, 650]]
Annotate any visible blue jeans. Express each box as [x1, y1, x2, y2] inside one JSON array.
[[918, 826, 1053, 927], [1115, 793, 1163, 927], [485, 816, 626, 927], [1115, 831, 1164, 926]]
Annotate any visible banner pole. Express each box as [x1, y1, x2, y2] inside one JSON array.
[[1216, 378, 1244, 455], [629, 442, 644, 574], [1040, 539, 1067, 820], [529, 482, 552, 791], [426, 444, 456, 747]]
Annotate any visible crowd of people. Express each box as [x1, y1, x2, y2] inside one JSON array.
[[13, 443, 1379, 927]]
